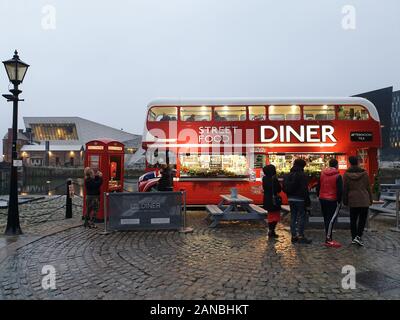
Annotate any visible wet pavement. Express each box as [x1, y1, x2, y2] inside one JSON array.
[[0, 208, 399, 300]]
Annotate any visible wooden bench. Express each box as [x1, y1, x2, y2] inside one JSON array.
[[369, 205, 396, 216], [248, 204, 268, 215], [380, 195, 396, 201], [205, 205, 224, 216]]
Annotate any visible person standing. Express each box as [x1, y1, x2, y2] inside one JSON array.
[[262, 164, 282, 238], [283, 159, 312, 244], [84, 167, 103, 228], [158, 164, 174, 191], [343, 156, 373, 246], [317, 158, 343, 247]]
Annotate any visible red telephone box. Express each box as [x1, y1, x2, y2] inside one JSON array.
[[84, 139, 125, 220]]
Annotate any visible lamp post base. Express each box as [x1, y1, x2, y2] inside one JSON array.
[[4, 226, 23, 236]]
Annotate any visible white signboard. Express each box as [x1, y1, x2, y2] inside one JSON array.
[[13, 160, 23, 167], [120, 218, 140, 225], [151, 218, 171, 224]]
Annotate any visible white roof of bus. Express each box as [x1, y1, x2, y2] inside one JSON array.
[[147, 97, 380, 122]]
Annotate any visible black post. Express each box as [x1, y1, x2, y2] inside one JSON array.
[[66, 179, 72, 219], [5, 83, 22, 235], [45, 141, 50, 166]]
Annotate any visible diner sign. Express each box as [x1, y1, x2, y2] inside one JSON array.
[[260, 125, 337, 144]]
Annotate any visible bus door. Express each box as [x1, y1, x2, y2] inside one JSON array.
[[357, 149, 369, 173]]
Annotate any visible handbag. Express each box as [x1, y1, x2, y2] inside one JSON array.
[[271, 176, 282, 207]]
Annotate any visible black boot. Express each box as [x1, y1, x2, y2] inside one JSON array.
[[83, 215, 89, 228], [268, 222, 279, 238]]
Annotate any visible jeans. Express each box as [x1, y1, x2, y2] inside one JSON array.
[[289, 200, 306, 237], [349, 207, 369, 239], [85, 195, 99, 223]]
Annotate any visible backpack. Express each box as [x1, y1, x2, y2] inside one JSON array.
[[283, 172, 297, 195]]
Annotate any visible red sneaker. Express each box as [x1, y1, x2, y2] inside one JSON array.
[[324, 240, 342, 248], [330, 240, 342, 248]]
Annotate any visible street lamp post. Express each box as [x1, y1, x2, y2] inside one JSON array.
[[2, 50, 29, 235]]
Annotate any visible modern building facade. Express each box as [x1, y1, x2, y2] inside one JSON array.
[[391, 90, 400, 149], [3, 117, 141, 167], [354, 87, 399, 160]]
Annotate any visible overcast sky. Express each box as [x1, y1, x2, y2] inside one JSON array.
[[1, 0, 400, 154]]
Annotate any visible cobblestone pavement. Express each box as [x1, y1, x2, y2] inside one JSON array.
[[0, 195, 83, 230], [1, 208, 400, 300]]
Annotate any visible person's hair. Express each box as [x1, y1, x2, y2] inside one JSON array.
[[263, 164, 277, 177], [329, 158, 338, 168], [293, 158, 306, 169], [84, 167, 94, 179], [349, 156, 359, 166]]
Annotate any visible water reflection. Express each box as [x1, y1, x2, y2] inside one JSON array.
[[0, 177, 138, 196]]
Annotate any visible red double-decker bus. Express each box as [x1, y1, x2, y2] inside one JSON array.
[[139, 98, 381, 205]]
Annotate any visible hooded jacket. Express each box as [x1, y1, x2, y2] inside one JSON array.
[[85, 176, 103, 196], [317, 167, 343, 202], [262, 168, 282, 212], [343, 166, 373, 207], [284, 165, 310, 204]]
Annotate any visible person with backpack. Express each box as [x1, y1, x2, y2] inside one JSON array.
[[317, 158, 343, 248], [158, 164, 174, 191], [262, 164, 282, 239], [283, 158, 312, 244], [343, 156, 373, 246]]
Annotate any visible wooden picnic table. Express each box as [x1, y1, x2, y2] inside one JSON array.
[[205, 194, 268, 228]]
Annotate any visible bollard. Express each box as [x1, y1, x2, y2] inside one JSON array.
[[99, 192, 111, 235], [391, 190, 400, 233], [65, 179, 72, 219], [179, 190, 193, 234]]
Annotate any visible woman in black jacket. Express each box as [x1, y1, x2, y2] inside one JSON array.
[[84, 167, 103, 228], [157, 164, 173, 191], [263, 164, 282, 238]]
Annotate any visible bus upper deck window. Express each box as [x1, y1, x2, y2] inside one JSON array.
[[214, 106, 246, 121], [303, 105, 335, 121], [269, 105, 300, 121], [180, 106, 212, 121], [338, 106, 369, 120], [148, 107, 177, 122], [249, 106, 266, 121]]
